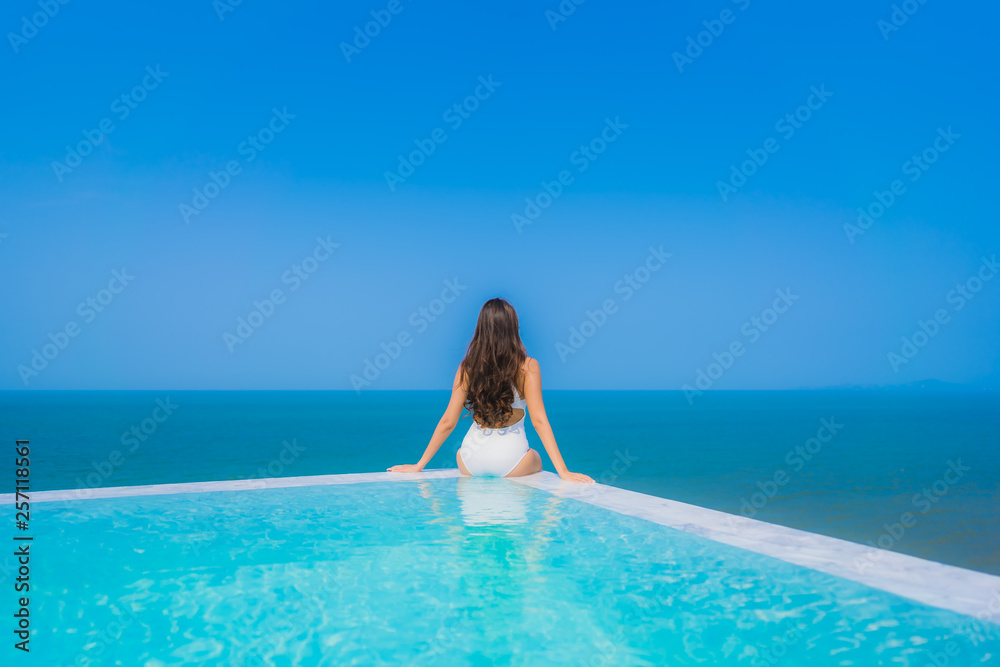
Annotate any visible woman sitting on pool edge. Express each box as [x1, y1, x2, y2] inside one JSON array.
[[389, 298, 594, 483]]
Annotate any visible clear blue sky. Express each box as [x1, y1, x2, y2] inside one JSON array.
[[1, 0, 997, 390]]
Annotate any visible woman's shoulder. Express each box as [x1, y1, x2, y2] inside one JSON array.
[[521, 356, 540, 373]]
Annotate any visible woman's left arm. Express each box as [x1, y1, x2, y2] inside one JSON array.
[[388, 367, 467, 473]]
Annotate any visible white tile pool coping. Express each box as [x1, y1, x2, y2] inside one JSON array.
[[6, 469, 1000, 625]]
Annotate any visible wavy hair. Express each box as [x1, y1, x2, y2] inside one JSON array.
[[460, 298, 527, 428]]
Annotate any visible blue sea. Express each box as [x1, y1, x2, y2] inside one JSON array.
[[2, 390, 997, 575]]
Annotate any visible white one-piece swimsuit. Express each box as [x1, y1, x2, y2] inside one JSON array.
[[459, 388, 530, 477]]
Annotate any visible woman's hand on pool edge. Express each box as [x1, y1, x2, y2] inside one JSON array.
[[387, 464, 424, 473], [559, 470, 595, 483]]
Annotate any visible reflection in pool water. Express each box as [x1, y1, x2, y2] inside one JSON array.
[[456, 476, 531, 526]]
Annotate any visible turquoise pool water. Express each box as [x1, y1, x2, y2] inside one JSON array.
[[29, 477, 1000, 665]]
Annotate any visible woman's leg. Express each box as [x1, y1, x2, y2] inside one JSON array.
[[456, 450, 473, 476], [504, 449, 542, 478]]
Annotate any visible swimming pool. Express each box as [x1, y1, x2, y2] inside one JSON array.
[[14, 471, 1000, 665]]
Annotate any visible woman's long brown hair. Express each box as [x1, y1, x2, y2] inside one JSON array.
[[460, 298, 527, 428]]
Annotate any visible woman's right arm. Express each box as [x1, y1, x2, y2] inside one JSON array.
[[522, 358, 594, 483], [387, 366, 467, 473]]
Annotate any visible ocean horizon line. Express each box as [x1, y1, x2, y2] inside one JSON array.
[[2, 384, 997, 393]]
